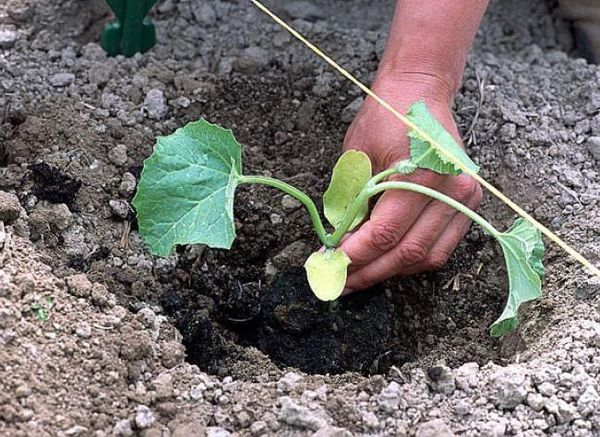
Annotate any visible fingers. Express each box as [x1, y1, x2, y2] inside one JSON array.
[[340, 170, 446, 269], [345, 200, 457, 290], [344, 175, 482, 291]]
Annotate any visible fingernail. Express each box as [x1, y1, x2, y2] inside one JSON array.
[[342, 287, 354, 296]]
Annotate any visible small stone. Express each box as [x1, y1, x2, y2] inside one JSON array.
[[378, 381, 401, 413], [249, 420, 268, 436], [193, 3, 217, 25], [113, 419, 134, 436], [455, 362, 479, 392], [65, 274, 93, 297], [171, 422, 206, 437], [75, 321, 92, 339], [277, 372, 303, 393], [137, 308, 157, 329], [109, 144, 128, 166], [577, 385, 600, 416], [161, 341, 185, 368], [8, 1, 35, 21], [313, 426, 352, 437], [586, 136, 600, 161], [270, 213, 283, 225], [64, 425, 88, 436], [206, 427, 231, 437], [537, 381, 557, 397], [135, 406, 156, 429], [278, 396, 328, 431], [15, 384, 31, 398], [50, 73, 75, 87], [416, 419, 455, 437], [527, 392, 545, 411], [281, 194, 301, 212], [426, 365, 456, 395], [283, 1, 325, 22], [544, 396, 577, 424], [110, 200, 130, 219], [340, 97, 363, 123], [172, 96, 191, 109], [119, 172, 137, 197], [233, 46, 272, 74], [0, 25, 18, 49], [91, 283, 115, 308], [143, 89, 168, 120], [487, 365, 530, 409], [152, 373, 174, 400], [0, 191, 21, 223]]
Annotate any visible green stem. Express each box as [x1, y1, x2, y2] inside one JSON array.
[[329, 180, 500, 247], [239, 175, 331, 246]]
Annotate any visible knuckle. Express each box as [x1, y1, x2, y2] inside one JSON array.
[[471, 183, 483, 208], [394, 239, 429, 266], [451, 175, 478, 202], [369, 222, 403, 252]]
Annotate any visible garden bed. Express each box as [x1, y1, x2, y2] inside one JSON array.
[[1, 0, 599, 435]]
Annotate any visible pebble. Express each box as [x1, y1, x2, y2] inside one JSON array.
[[283, 1, 325, 22], [577, 385, 600, 416], [75, 321, 92, 339], [281, 194, 302, 212], [50, 73, 75, 87], [65, 274, 93, 297], [112, 419, 133, 437], [378, 381, 401, 413], [487, 365, 530, 409], [277, 372, 303, 393], [416, 419, 455, 437], [143, 89, 168, 120], [0, 191, 21, 224], [109, 144, 129, 166], [426, 365, 456, 395], [109, 200, 130, 219], [278, 396, 328, 431], [0, 25, 18, 49], [270, 213, 283, 225], [135, 405, 156, 429], [250, 420, 268, 436], [193, 3, 217, 26], [233, 46, 272, 74], [544, 396, 577, 424], [527, 392, 545, 411], [586, 136, 600, 161], [119, 172, 137, 197], [455, 362, 479, 392]]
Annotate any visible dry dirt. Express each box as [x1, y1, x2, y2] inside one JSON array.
[[1, 0, 600, 436]]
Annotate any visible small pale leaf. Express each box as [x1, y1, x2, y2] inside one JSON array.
[[132, 119, 242, 256], [406, 101, 480, 176], [304, 249, 351, 301], [490, 218, 545, 337], [323, 150, 372, 231]]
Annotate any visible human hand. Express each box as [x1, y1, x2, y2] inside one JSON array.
[[341, 73, 483, 291]]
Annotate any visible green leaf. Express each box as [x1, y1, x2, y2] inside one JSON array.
[[406, 101, 480, 176], [304, 249, 351, 301], [490, 218, 545, 337], [132, 119, 243, 256], [323, 150, 372, 231]]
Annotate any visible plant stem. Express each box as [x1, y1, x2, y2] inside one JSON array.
[[329, 180, 500, 247], [239, 175, 331, 246]]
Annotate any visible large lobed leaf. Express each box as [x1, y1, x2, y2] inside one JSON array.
[[132, 119, 242, 256], [304, 249, 351, 301], [406, 101, 480, 176], [323, 150, 372, 231], [490, 218, 545, 336]]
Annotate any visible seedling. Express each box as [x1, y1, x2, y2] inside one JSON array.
[[101, 0, 158, 57], [133, 101, 545, 336], [31, 295, 54, 322]]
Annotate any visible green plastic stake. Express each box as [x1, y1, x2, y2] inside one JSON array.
[[101, 0, 158, 57]]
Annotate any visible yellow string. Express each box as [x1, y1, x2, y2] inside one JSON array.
[[250, 0, 600, 277]]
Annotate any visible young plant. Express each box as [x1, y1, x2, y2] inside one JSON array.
[[132, 101, 544, 337]]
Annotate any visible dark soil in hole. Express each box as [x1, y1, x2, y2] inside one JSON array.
[[162, 268, 391, 375]]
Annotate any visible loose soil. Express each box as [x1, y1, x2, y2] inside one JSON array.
[[1, 0, 599, 435]]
